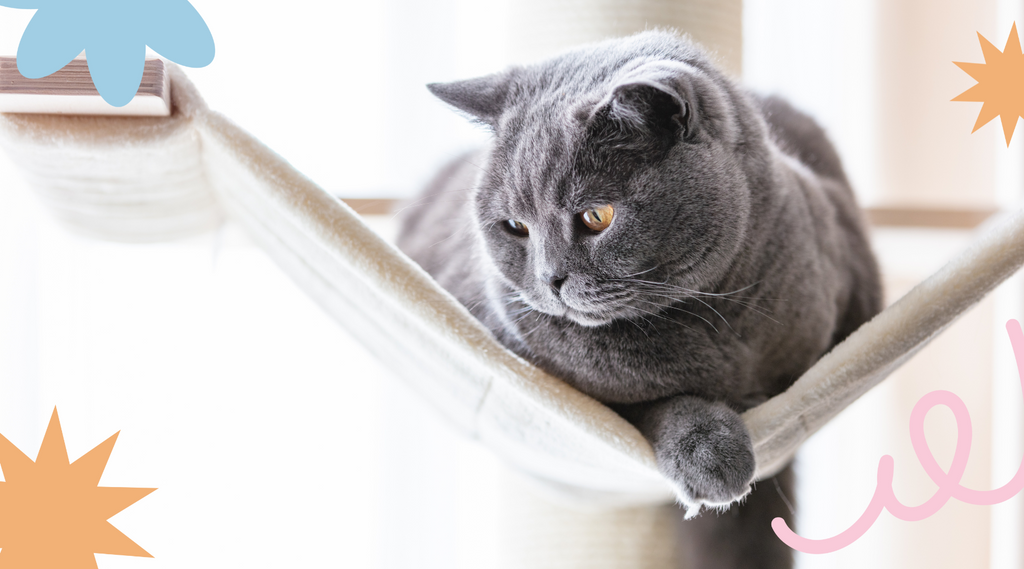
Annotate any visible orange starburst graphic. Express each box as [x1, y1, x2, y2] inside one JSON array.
[[953, 22, 1024, 145], [0, 409, 155, 568]]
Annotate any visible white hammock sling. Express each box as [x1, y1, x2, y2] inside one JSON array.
[[3, 64, 1024, 561]]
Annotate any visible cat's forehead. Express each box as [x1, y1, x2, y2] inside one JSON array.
[[488, 111, 608, 215]]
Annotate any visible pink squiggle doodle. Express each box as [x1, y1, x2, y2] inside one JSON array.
[[772, 319, 1024, 554]]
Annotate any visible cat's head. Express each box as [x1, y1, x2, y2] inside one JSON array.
[[428, 32, 766, 327]]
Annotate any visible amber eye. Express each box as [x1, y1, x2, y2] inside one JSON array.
[[504, 219, 529, 236], [580, 205, 614, 232]]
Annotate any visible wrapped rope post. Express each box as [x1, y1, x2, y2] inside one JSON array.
[[507, 0, 743, 77], [498, 469, 679, 569]]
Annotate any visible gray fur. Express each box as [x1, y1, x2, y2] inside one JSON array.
[[398, 31, 882, 569]]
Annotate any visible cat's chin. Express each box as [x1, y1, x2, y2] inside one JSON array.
[[564, 310, 615, 327], [527, 302, 615, 327], [566, 305, 658, 327], [517, 291, 631, 327]]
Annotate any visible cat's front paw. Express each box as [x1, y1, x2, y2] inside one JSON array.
[[653, 401, 756, 516]]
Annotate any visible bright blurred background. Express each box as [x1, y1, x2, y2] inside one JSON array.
[[1, 0, 1024, 568]]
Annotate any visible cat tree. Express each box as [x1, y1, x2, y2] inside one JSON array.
[[2, 3, 1024, 567], [2, 62, 1024, 567]]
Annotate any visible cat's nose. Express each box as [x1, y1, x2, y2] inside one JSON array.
[[543, 272, 567, 292]]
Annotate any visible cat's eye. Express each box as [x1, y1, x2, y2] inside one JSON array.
[[580, 205, 615, 232], [504, 219, 529, 237]]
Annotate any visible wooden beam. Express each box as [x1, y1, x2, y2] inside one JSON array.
[[341, 199, 1000, 229], [864, 206, 997, 229]]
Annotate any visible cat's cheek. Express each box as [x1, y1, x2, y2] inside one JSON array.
[[484, 239, 530, 288]]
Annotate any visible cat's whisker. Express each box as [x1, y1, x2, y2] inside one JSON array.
[[625, 307, 673, 328], [635, 287, 747, 327], [499, 290, 524, 303], [427, 222, 477, 249], [388, 186, 475, 220], [511, 312, 534, 326], [634, 284, 781, 325], [507, 306, 535, 318], [629, 304, 694, 333], [467, 289, 521, 316], [613, 278, 766, 300], [718, 299, 782, 325], [627, 315, 652, 339], [616, 278, 781, 312], [631, 298, 716, 332], [462, 157, 489, 174], [591, 290, 633, 304], [519, 321, 545, 340], [493, 291, 537, 326], [686, 295, 738, 337], [711, 281, 764, 297], [621, 265, 661, 278]]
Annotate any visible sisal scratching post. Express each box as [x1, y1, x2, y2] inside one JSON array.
[[506, 0, 743, 77], [498, 470, 680, 569]]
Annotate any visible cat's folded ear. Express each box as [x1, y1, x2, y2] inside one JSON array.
[[586, 61, 698, 152], [427, 70, 516, 126]]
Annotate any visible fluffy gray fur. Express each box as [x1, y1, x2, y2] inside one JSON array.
[[397, 31, 882, 569]]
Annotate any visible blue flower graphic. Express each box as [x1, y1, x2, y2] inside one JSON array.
[[1, 0, 215, 107]]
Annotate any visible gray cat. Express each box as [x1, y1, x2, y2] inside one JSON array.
[[397, 31, 882, 569]]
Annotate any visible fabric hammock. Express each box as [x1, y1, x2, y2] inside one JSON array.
[[2, 65, 1024, 512]]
